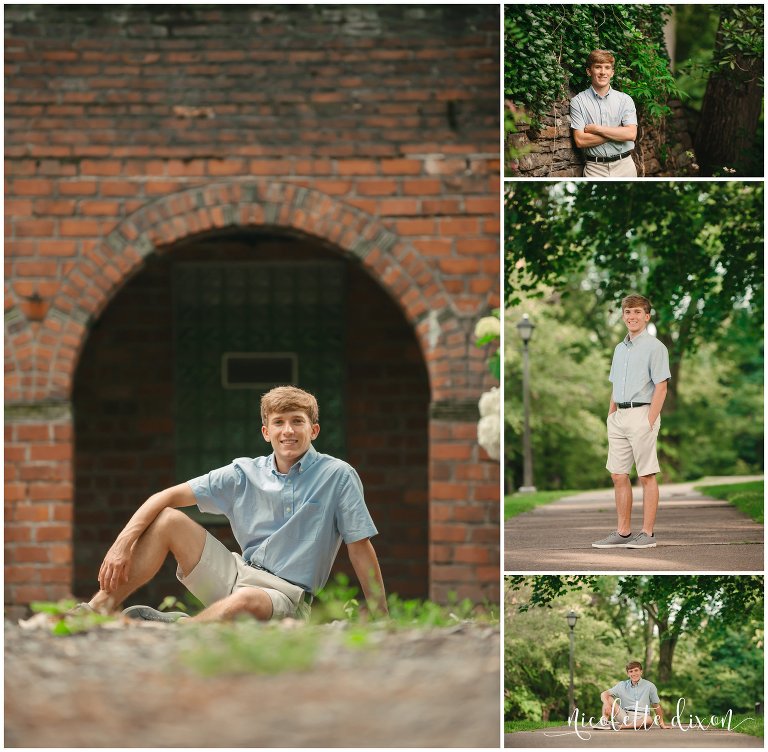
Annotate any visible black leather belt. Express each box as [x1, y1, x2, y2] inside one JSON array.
[[585, 150, 634, 164], [616, 402, 650, 409]]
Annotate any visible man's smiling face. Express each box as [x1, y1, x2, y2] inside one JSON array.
[[623, 305, 650, 336], [588, 62, 614, 90], [262, 410, 319, 472]]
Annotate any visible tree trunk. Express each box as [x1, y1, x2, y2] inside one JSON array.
[[694, 8, 764, 176], [643, 616, 655, 671], [657, 628, 677, 684]]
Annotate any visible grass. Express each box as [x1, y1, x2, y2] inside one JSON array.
[[505, 488, 598, 519], [504, 720, 565, 732], [727, 713, 764, 738], [695, 480, 764, 523]]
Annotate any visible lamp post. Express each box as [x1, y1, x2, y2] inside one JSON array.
[[516, 314, 536, 492], [566, 610, 579, 717]]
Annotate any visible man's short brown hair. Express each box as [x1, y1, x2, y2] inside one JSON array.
[[621, 294, 652, 315], [587, 49, 615, 68], [260, 386, 319, 425], [625, 660, 643, 672]]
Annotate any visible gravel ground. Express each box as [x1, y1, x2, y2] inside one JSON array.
[[5, 617, 500, 748]]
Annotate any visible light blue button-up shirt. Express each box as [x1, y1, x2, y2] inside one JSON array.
[[608, 678, 660, 711], [570, 86, 637, 158], [609, 329, 671, 404], [188, 445, 378, 594]]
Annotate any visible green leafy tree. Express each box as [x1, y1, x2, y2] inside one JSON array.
[[505, 181, 763, 415], [508, 575, 764, 685], [505, 297, 609, 490]]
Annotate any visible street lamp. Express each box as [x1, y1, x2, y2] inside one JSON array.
[[566, 610, 579, 717], [516, 314, 536, 492]]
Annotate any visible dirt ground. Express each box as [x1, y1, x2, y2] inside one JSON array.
[[5, 617, 500, 748]]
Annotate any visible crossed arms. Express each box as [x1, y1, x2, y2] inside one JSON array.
[[573, 123, 637, 149]]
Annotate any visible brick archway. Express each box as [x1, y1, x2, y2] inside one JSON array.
[[14, 180, 465, 404], [6, 181, 498, 608]]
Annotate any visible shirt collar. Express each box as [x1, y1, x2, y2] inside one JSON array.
[[590, 85, 612, 100], [623, 328, 649, 346], [268, 444, 319, 476]]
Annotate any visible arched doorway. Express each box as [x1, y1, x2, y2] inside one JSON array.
[[72, 229, 430, 604]]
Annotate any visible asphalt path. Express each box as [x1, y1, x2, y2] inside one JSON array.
[[505, 725, 762, 747], [505, 476, 764, 572]]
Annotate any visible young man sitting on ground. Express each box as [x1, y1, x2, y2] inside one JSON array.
[[80, 386, 387, 623]]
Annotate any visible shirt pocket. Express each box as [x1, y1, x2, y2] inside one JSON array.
[[286, 500, 322, 541]]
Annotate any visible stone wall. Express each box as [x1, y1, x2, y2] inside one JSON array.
[[507, 98, 697, 177]]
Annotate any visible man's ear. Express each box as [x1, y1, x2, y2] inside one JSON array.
[[261, 425, 270, 442], [311, 423, 320, 440]]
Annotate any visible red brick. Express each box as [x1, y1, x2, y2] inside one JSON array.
[[357, 179, 399, 196], [13, 179, 53, 196], [336, 160, 378, 176], [381, 159, 423, 175]]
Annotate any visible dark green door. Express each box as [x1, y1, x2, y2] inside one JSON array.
[[173, 261, 346, 482]]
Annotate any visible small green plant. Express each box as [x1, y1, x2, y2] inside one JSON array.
[[180, 621, 320, 676], [30, 599, 113, 636]]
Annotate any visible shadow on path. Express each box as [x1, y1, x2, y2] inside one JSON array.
[[505, 476, 764, 572]]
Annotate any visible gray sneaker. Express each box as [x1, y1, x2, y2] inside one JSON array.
[[626, 532, 657, 548], [592, 531, 634, 548], [122, 605, 190, 623]]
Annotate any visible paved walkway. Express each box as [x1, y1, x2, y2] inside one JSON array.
[[505, 476, 763, 572], [505, 725, 762, 747]]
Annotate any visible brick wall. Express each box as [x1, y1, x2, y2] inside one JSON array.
[[5, 5, 500, 610]]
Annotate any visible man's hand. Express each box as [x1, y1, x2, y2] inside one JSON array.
[[98, 537, 134, 593]]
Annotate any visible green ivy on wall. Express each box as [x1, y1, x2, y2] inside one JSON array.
[[504, 4, 681, 126]]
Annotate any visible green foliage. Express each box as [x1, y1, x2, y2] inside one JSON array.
[[505, 298, 610, 490], [504, 720, 564, 732], [505, 577, 764, 723], [728, 714, 764, 738], [30, 599, 114, 636], [312, 573, 496, 628], [696, 481, 764, 524], [505, 489, 590, 519], [504, 4, 680, 126], [504, 104, 532, 166], [713, 6, 764, 83], [180, 621, 320, 676], [504, 182, 763, 483]]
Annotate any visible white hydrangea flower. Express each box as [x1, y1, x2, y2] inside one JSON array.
[[477, 414, 500, 461], [478, 386, 499, 418], [474, 316, 500, 340]]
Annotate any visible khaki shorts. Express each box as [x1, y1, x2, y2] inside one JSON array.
[[606, 405, 660, 476], [583, 154, 638, 178], [177, 532, 311, 620]]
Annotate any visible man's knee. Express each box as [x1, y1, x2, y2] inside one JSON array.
[[152, 507, 190, 539], [229, 588, 273, 621], [610, 473, 630, 486], [638, 473, 657, 486]]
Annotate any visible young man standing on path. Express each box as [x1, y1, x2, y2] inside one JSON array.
[[80, 386, 388, 623], [599, 661, 670, 730], [593, 294, 670, 549], [570, 50, 638, 177]]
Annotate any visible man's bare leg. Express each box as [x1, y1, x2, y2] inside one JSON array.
[[610, 473, 633, 535], [638, 473, 659, 535], [88, 508, 206, 613], [185, 587, 274, 623]]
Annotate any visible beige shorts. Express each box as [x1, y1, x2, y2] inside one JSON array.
[[583, 154, 638, 178], [606, 405, 660, 476], [177, 532, 311, 620]]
